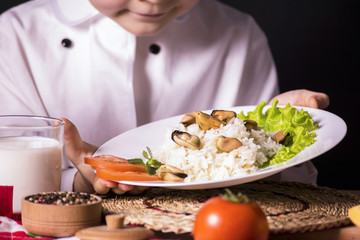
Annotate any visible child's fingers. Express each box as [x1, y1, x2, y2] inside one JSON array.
[[93, 178, 114, 194]]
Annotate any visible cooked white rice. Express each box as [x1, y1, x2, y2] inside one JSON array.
[[153, 117, 282, 182]]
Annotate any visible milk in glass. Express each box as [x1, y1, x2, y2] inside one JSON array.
[[0, 136, 63, 213]]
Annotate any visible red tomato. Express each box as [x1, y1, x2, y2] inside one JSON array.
[[85, 155, 147, 173], [193, 191, 269, 240], [95, 167, 161, 181]]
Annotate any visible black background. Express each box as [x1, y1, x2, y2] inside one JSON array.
[[1, 1, 359, 189]]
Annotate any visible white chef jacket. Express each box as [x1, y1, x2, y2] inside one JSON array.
[[0, 0, 317, 190]]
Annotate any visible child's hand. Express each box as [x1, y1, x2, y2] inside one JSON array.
[[61, 118, 147, 195], [271, 89, 329, 109]]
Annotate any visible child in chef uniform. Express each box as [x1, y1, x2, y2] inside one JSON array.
[[0, 0, 329, 195]]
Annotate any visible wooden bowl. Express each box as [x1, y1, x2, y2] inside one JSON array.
[[21, 192, 102, 237]]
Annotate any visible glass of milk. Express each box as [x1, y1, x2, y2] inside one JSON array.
[[0, 115, 64, 213]]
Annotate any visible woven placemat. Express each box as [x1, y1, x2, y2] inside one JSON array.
[[101, 180, 360, 234]]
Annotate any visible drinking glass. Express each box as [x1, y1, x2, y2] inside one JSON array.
[[0, 115, 64, 213]]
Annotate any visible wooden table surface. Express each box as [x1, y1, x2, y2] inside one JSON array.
[[150, 190, 360, 240]]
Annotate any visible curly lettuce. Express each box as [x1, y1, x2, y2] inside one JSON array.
[[237, 99, 319, 167]]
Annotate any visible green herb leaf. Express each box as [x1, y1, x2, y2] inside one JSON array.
[[127, 158, 145, 165], [142, 150, 149, 159], [137, 147, 163, 175], [146, 159, 163, 175]]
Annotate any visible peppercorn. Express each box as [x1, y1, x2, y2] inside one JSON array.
[[25, 192, 99, 205]]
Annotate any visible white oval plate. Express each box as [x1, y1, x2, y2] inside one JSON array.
[[95, 106, 346, 189]]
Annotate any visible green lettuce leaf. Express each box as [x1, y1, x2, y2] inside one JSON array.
[[238, 99, 319, 167]]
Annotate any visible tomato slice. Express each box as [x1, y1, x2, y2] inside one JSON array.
[[85, 155, 146, 173], [95, 167, 161, 181]]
